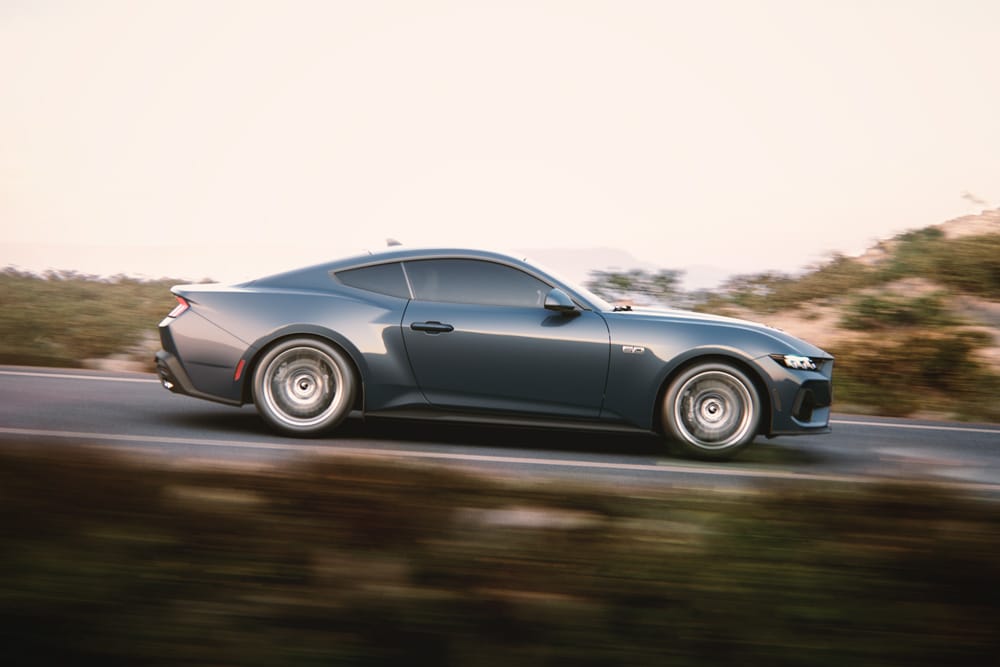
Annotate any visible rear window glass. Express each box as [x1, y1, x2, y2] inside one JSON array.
[[335, 262, 410, 299]]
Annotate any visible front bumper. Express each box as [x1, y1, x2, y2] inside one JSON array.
[[764, 358, 834, 436]]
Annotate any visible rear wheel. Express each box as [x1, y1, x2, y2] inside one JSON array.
[[252, 338, 355, 436], [662, 361, 760, 459]]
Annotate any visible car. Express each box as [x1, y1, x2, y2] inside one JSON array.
[[155, 248, 833, 459]]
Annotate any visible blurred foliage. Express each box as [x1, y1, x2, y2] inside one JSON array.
[[0, 268, 181, 367], [839, 293, 957, 330], [829, 330, 1000, 420], [585, 268, 684, 307], [692, 231, 999, 315], [1, 446, 999, 666], [701, 255, 881, 314], [884, 229, 1000, 297]]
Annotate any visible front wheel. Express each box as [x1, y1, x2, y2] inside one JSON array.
[[252, 338, 356, 436], [662, 362, 760, 459]]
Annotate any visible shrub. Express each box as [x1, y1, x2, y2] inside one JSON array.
[[882, 231, 1000, 298], [0, 268, 181, 367], [839, 293, 956, 330], [830, 330, 1000, 419]]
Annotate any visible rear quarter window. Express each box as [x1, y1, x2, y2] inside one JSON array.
[[334, 262, 410, 299]]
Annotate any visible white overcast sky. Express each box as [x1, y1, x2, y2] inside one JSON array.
[[2, 0, 998, 285]]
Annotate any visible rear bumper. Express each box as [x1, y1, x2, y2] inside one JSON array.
[[155, 350, 241, 406]]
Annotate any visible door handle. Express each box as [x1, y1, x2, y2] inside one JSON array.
[[410, 321, 454, 334]]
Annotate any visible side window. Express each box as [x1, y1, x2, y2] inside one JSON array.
[[335, 262, 410, 299], [405, 259, 550, 308]]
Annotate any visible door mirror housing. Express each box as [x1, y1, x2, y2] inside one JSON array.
[[544, 288, 578, 314]]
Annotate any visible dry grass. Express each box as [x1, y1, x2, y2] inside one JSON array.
[[0, 268, 182, 369]]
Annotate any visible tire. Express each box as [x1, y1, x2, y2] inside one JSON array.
[[252, 338, 356, 436], [662, 361, 760, 459]]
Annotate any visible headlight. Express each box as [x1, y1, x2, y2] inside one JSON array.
[[770, 354, 818, 371]]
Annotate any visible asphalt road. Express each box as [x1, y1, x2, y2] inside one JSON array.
[[2, 365, 999, 493]]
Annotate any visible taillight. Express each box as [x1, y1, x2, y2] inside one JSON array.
[[168, 296, 190, 318]]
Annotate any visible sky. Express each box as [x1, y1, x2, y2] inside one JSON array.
[[2, 0, 998, 287]]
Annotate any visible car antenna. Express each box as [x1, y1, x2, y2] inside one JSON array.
[[386, 238, 402, 247]]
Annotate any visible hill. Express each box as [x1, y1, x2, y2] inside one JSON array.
[[694, 209, 1000, 421]]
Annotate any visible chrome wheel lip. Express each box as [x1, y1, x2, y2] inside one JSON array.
[[260, 346, 347, 428], [672, 370, 754, 450]]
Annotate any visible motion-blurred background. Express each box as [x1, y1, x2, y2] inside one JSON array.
[[2, 2, 999, 664]]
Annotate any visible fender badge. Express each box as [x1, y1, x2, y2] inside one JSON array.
[[622, 345, 645, 354]]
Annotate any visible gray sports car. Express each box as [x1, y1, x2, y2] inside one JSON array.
[[155, 248, 832, 459]]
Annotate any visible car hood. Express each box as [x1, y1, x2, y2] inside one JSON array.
[[606, 307, 832, 358]]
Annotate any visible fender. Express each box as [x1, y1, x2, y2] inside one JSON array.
[[239, 324, 369, 404], [602, 343, 773, 431]]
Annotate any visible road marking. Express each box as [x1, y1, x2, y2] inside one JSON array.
[[0, 370, 159, 384], [832, 419, 1000, 435], [3, 426, 1000, 493], [2, 369, 997, 435]]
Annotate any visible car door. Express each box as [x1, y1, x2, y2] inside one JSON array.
[[401, 258, 610, 418]]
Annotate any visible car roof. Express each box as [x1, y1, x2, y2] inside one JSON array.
[[335, 247, 529, 268], [247, 248, 539, 288]]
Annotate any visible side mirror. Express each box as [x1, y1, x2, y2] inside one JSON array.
[[544, 288, 578, 314]]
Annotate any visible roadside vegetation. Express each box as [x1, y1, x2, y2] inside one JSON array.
[[701, 227, 1000, 421], [589, 217, 1000, 421], [694, 227, 1000, 314], [0, 268, 181, 369], [832, 329, 999, 418], [2, 444, 999, 666]]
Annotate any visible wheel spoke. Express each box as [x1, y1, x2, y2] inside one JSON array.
[[259, 346, 346, 428], [672, 369, 755, 450]]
